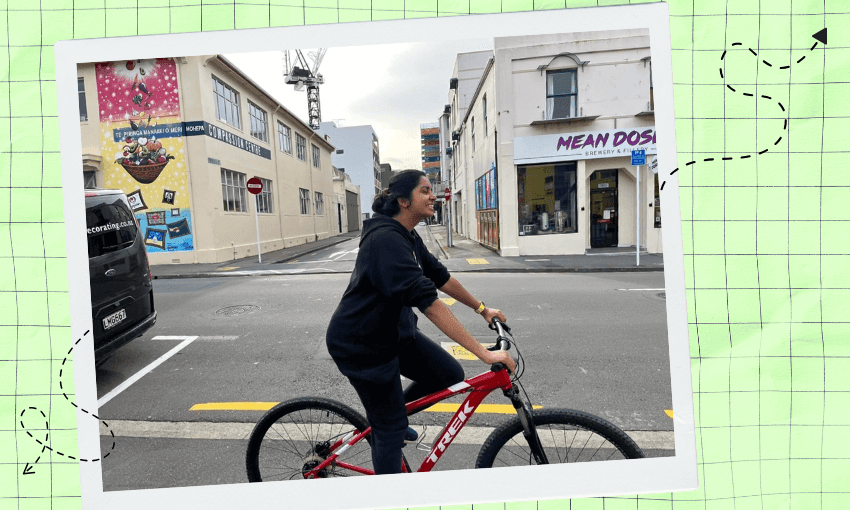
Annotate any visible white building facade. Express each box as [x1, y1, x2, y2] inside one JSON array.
[[451, 29, 661, 256], [318, 122, 381, 219]]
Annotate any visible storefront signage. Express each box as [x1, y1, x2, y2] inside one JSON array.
[[514, 126, 656, 165], [204, 123, 272, 160], [112, 120, 207, 142]]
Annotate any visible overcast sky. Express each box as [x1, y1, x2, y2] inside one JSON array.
[[224, 38, 491, 169]]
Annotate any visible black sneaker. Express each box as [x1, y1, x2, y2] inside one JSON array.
[[403, 427, 419, 444]]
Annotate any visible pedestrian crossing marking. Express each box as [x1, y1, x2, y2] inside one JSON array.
[[424, 403, 542, 414], [440, 297, 457, 306], [665, 409, 673, 418], [466, 258, 489, 265], [441, 341, 494, 360]]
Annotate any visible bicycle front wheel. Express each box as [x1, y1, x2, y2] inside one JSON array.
[[475, 408, 645, 468], [246, 397, 374, 482]]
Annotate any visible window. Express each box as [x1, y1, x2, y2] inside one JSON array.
[[277, 122, 291, 153], [517, 163, 577, 235], [83, 170, 97, 188], [315, 192, 324, 215], [248, 101, 268, 142], [546, 69, 577, 119], [221, 169, 247, 212], [213, 76, 241, 128], [483, 95, 487, 136], [471, 117, 475, 149], [296, 133, 307, 161], [299, 188, 310, 214], [312, 144, 320, 168], [78, 78, 88, 122], [257, 178, 274, 214]]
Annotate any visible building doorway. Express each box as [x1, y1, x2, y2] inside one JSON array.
[[590, 169, 618, 248]]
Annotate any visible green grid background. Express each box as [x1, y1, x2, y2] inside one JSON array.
[[2, 0, 849, 508]]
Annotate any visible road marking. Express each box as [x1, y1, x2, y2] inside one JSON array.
[[424, 403, 542, 414], [523, 259, 550, 262], [439, 297, 457, 306], [97, 336, 198, 408], [152, 335, 238, 341], [466, 258, 489, 265], [97, 420, 675, 450], [616, 288, 666, 291], [665, 409, 673, 418], [214, 266, 239, 271], [440, 341, 494, 360], [191, 402, 277, 411]]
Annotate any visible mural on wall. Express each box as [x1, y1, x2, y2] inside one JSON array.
[[96, 58, 194, 253]]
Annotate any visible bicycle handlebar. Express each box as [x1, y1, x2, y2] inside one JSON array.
[[487, 318, 513, 373]]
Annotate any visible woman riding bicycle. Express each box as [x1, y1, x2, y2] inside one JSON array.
[[325, 169, 516, 475]]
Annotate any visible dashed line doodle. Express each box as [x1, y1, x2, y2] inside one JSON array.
[[659, 28, 827, 191], [19, 330, 115, 475]]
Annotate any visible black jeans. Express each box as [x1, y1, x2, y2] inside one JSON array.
[[346, 330, 465, 474]]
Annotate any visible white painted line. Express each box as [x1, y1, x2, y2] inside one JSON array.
[[97, 336, 198, 408], [151, 335, 238, 341], [616, 288, 666, 291], [523, 259, 550, 262], [98, 420, 676, 449]]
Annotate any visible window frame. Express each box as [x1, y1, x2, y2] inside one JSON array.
[[296, 133, 307, 161], [516, 163, 578, 235], [299, 188, 310, 215], [248, 100, 268, 142], [256, 178, 274, 214], [212, 75, 242, 129], [546, 69, 578, 120], [311, 144, 320, 168], [315, 191, 324, 215], [78, 78, 88, 122], [277, 122, 292, 153], [221, 168, 248, 213]]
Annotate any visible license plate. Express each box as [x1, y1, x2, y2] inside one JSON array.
[[103, 309, 127, 330]]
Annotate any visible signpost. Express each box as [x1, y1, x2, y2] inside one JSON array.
[[631, 150, 645, 266], [247, 177, 263, 263], [444, 188, 452, 247]]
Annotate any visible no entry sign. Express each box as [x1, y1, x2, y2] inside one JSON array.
[[247, 177, 263, 195]]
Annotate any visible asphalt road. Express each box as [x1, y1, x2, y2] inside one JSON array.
[[93, 241, 673, 490]]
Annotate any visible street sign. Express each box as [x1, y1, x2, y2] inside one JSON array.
[[247, 177, 263, 195], [631, 149, 646, 166], [445, 188, 452, 199], [650, 156, 658, 174]]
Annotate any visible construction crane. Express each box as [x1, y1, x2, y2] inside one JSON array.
[[283, 49, 326, 130]]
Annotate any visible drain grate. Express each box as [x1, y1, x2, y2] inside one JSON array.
[[657, 292, 666, 299], [215, 305, 260, 316]]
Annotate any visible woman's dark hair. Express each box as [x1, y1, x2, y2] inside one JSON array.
[[372, 169, 427, 216]]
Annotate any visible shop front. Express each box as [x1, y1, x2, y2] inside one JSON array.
[[511, 126, 659, 255]]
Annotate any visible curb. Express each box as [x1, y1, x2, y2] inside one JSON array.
[[425, 224, 450, 260]]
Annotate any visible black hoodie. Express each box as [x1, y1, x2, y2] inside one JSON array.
[[326, 214, 450, 382]]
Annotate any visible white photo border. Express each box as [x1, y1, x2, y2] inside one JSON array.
[[56, 3, 697, 509]]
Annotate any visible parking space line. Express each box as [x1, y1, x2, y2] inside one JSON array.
[[466, 258, 489, 265], [97, 336, 198, 409]]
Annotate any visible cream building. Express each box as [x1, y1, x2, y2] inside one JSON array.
[[450, 29, 661, 256], [78, 55, 349, 265]]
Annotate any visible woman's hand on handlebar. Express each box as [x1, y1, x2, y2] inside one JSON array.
[[481, 307, 506, 324], [481, 349, 517, 374]]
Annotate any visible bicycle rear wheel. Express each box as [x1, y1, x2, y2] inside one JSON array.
[[246, 397, 374, 482], [475, 408, 644, 468]]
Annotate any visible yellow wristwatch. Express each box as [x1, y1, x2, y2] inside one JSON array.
[[474, 301, 486, 314]]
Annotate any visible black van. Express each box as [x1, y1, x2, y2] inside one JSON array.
[[85, 188, 156, 365]]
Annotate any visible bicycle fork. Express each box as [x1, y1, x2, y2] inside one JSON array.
[[504, 386, 549, 465]]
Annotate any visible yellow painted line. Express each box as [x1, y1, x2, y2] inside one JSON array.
[[466, 258, 489, 265], [424, 403, 542, 414], [191, 402, 278, 411], [665, 409, 673, 418], [440, 342, 494, 360], [440, 297, 457, 306], [214, 266, 239, 271]]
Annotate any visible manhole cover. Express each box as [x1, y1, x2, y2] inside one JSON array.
[[656, 292, 666, 299], [215, 305, 260, 316]]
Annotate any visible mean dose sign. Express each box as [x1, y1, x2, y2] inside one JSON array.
[[247, 177, 263, 195]]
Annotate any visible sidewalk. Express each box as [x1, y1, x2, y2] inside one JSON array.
[[152, 224, 662, 279], [420, 224, 664, 274]]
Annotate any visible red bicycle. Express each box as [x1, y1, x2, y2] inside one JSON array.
[[245, 319, 644, 481]]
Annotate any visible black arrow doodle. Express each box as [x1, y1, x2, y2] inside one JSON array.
[[19, 330, 116, 475], [660, 28, 826, 191]]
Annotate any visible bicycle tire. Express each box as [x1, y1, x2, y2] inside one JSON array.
[[475, 408, 645, 468], [246, 397, 376, 482]]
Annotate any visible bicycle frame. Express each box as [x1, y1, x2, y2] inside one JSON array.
[[303, 367, 514, 478]]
